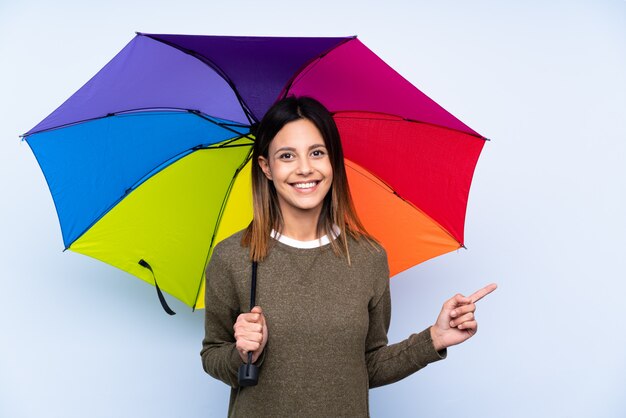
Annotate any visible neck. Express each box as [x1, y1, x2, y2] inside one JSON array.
[[279, 207, 323, 241]]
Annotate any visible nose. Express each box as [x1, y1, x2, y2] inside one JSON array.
[[296, 157, 313, 175]]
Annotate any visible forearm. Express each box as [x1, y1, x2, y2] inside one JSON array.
[[367, 327, 446, 388], [201, 341, 242, 388]]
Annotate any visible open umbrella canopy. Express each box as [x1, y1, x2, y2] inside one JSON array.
[[23, 33, 485, 311]]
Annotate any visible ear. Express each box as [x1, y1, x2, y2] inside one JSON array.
[[258, 156, 272, 180]]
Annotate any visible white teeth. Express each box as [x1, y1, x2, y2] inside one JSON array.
[[293, 181, 318, 189]]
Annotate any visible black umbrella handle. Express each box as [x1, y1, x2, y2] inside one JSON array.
[[249, 261, 257, 311], [238, 261, 259, 386]]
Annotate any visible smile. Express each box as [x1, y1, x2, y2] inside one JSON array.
[[291, 181, 320, 190]]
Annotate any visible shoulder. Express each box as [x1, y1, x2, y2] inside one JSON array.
[[213, 229, 247, 257], [344, 236, 390, 292], [205, 229, 251, 298], [347, 235, 388, 268], [207, 229, 249, 272]]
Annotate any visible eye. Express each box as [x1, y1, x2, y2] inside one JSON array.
[[278, 152, 294, 160], [311, 149, 326, 157]]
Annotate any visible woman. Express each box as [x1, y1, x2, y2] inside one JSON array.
[[201, 96, 496, 417]]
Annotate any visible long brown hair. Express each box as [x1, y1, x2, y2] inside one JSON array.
[[242, 96, 376, 262]]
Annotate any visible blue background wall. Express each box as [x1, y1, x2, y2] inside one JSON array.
[[1, 1, 624, 417]]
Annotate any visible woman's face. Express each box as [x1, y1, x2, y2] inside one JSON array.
[[258, 118, 333, 220]]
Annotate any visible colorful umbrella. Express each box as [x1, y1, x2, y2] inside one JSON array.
[[22, 33, 486, 313]]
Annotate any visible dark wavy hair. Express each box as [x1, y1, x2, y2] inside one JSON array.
[[241, 96, 375, 262]]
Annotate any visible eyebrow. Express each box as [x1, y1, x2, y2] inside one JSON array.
[[273, 144, 326, 155]]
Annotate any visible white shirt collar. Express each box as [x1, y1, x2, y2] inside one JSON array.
[[271, 225, 341, 249]]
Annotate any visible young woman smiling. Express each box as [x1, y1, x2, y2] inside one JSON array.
[[201, 96, 496, 417]]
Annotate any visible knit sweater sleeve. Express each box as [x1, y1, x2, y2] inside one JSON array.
[[200, 244, 243, 388], [365, 250, 447, 388]]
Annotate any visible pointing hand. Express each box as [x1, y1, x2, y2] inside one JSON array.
[[430, 283, 497, 351]]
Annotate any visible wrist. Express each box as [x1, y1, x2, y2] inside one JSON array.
[[430, 325, 445, 352]]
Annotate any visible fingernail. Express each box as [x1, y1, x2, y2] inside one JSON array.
[[450, 310, 457, 318], [450, 320, 455, 327]]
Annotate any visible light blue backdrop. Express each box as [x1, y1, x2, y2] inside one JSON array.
[[1, 1, 624, 417]]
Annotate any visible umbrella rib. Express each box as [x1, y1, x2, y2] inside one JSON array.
[[64, 141, 252, 251], [22, 111, 129, 138], [346, 160, 463, 248], [201, 142, 252, 149], [333, 111, 488, 141], [140, 33, 257, 125], [188, 110, 255, 141], [21, 107, 252, 138], [63, 146, 193, 250], [192, 148, 254, 310]]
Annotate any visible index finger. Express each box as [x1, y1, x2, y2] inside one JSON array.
[[469, 283, 498, 303]]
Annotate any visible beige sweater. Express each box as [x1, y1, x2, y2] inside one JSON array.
[[201, 230, 446, 417]]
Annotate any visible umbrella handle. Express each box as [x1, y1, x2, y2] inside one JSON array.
[[238, 261, 259, 387], [238, 352, 259, 386]]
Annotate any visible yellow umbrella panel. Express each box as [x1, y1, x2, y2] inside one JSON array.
[[69, 137, 253, 310]]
